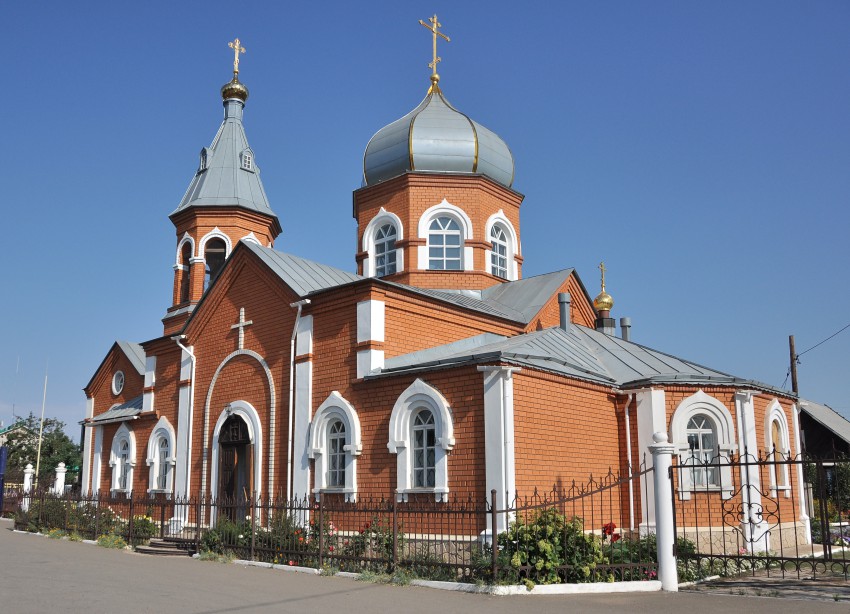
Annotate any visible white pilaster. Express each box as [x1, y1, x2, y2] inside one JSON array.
[[142, 356, 157, 412], [53, 462, 67, 495], [81, 396, 94, 495], [92, 426, 103, 494], [174, 346, 194, 497], [356, 300, 385, 379], [479, 366, 520, 533], [649, 433, 678, 592], [634, 388, 666, 533], [292, 315, 314, 500], [735, 391, 768, 551], [792, 403, 811, 541]]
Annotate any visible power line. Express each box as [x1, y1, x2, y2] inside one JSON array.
[[797, 322, 850, 358]]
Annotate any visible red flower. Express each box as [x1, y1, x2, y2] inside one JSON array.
[[288, 560, 295, 566], [602, 522, 616, 536], [328, 545, 334, 552], [612, 533, 621, 543]]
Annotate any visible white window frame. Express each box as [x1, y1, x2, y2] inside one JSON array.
[[308, 392, 362, 502], [417, 200, 473, 272], [388, 379, 455, 502], [241, 149, 255, 172], [146, 416, 176, 494], [174, 233, 196, 267], [670, 390, 736, 500], [362, 208, 404, 278], [484, 211, 519, 281], [765, 400, 792, 498], [109, 423, 136, 496]]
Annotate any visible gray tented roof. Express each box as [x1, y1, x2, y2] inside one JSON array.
[[363, 87, 514, 188], [172, 98, 277, 222], [376, 324, 786, 393]]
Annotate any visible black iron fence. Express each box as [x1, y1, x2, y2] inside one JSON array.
[[11, 465, 656, 586], [671, 452, 850, 581]]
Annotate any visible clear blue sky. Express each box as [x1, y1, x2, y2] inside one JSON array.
[[2, 1, 848, 440]]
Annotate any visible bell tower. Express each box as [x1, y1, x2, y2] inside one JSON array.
[[163, 39, 281, 335]]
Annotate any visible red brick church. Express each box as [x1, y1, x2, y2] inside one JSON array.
[[81, 32, 806, 538]]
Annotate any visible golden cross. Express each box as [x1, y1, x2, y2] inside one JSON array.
[[228, 38, 246, 75], [419, 14, 450, 76], [599, 261, 607, 291]]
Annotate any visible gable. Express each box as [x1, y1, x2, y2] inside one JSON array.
[[84, 341, 145, 397], [523, 270, 596, 331]]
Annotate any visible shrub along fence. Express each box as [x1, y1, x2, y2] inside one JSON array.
[[12, 466, 661, 587]]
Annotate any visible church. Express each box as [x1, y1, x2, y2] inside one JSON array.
[[81, 25, 806, 537]]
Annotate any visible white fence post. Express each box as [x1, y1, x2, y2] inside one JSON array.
[[53, 462, 67, 495], [650, 432, 678, 592], [22, 463, 34, 511]]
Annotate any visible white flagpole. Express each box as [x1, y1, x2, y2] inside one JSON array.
[[34, 366, 48, 489]]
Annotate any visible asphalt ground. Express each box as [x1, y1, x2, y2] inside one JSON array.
[[1, 519, 848, 614]]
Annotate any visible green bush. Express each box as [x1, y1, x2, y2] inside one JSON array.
[[97, 533, 128, 549], [497, 509, 605, 587]]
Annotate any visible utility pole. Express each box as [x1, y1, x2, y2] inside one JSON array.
[[789, 335, 799, 395]]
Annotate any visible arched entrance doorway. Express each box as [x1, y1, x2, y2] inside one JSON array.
[[218, 413, 253, 519]]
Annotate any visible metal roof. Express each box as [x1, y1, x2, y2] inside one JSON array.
[[363, 87, 514, 188], [376, 324, 786, 394], [800, 400, 850, 446], [245, 243, 363, 296], [116, 340, 146, 376], [86, 395, 144, 426], [172, 98, 278, 222]]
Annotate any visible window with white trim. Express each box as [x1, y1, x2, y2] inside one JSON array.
[[388, 379, 455, 502], [412, 410, 436, 488], [146, 417, 176, 494], [765, 403, 791, 497], [490, 225, 509, 279], [308, 392, 362, 501], [686, 414, 718, 487], [156, 438, 169, 489], [428, 216, 462, 270], [109, 423, 136, 495], [180, 242, 192, 303], [241, 150, 253, 171], [204, 238, 227, 289], [327, 420, 346, 488], [375, 224, 397, 277], [670, 390, 736, 500]]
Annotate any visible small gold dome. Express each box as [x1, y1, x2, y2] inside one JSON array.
[[221, 76, 249, 102], [593, 291, 614, 312]]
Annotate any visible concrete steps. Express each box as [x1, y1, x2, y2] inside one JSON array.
[[135, 538, 192, 557]]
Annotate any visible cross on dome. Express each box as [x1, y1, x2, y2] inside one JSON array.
[[228, 38, 246, 76], [419, 14, 450, 91]]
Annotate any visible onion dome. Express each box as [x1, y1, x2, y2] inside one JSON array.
[[221, 75, 249, 102], [363, 75, 515, 188], [593, 290, 614, 312]]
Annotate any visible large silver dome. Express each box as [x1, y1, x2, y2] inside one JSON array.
[[363, 81, 515, 188]]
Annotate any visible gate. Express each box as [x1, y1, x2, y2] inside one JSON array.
[[671, 452, 850, 581]]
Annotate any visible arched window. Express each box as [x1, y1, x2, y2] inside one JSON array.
[[670, 390, 736, 500], [388, 379, 455, 502], [146, 417, 176, 494], [375, 224, 397, 277], [180, 242, 192, 303], [765, 402, 791, 497], [109, 423, 136, 495], [204, 238, 227, 289], [686, 414, 718, 487], [412, 410, 436, 488], [490, 225, 509, 279], [241, 150, 254, 171], [308, 392, 362, 501], [327, 420, 346, 488], [428, 216, 462, 270]]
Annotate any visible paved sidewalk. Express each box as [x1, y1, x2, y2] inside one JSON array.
[[0, 520, 845, 614]]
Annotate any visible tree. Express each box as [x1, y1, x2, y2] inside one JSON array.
[[4, 413, 82, 486]]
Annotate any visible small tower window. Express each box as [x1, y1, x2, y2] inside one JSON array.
[[204, 238, 227, 290], [241, 150, 253, 171], [428, 216, 462, 271], [180, 243, 192, 303], [375, 224, 397, 277], [490, 225, 509, 279], [199, 148, 209, 171]]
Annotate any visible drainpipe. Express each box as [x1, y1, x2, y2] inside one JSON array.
[[558, 293, 571, 330], [623, 393, 635, 531], [287, 299, 311, 502], [172, 335, 195, 497]]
